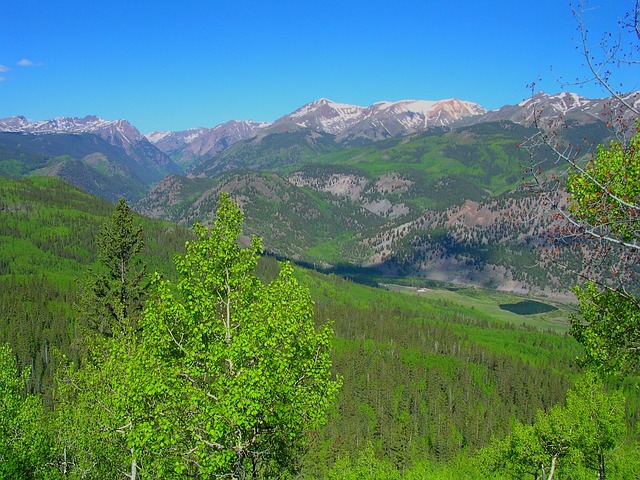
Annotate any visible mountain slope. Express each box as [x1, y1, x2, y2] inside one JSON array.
[[458, 91, 640, 129], [146, 120, 269, 170], [146, 97, 488, 172], [2, 92, 625, 295], [190, 129, 342, 176], [267, 97, 487, 139], [0, 115, 179, 184], [137, 122, 540, 290], [0, 175, 194, 396], [0, 132, 151, 201], [0, 175, 596, 478], [136, 171, 380, 261], [139, 116, 616, 296]]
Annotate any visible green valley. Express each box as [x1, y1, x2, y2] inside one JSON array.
[[3, 0, 640, 477], [1, 176, 638, 478]]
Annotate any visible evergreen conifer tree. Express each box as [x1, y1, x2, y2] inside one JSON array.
[[80, 198, 147, 337]]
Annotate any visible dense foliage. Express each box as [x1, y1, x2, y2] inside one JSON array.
[[301, 273, 587, 476], [567, 129, 640, 376], [0, 343, 54, 479], [0, 176, 191, 400], [54, 193, 339, 478], [1, 177, 639, 478], [567, 130, 640, 248], [140, 193, 339, 477], [481, 374, 627, 479]]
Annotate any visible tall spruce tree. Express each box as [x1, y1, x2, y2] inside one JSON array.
[[57, 199, 153, 479], [80, 198, 147, 337]]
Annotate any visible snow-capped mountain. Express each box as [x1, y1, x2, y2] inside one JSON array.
[[0, 116, 31, 131], [517, 91, 591, 114], [140, 98, 488, 169], [0, 115, 144, 147], [146, 120, 269, 164], [271, 98, 365, 135], [369, 98, 486, 122], [462, 91, 640, 127], [344, 98, 487, 141], [485, 92, 601, 125], [6, 92, 636, 176], [267, 97, 487, 141], [0, 115, 178, 181]]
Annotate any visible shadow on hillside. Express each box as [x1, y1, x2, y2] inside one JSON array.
[[261, 251, 381, 287]]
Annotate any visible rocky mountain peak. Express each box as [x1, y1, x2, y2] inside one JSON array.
[[0, 115, 144, 145], [145, 119, 269, 161], [0, 115, 31, 130], [279, 99, 365, 134], [517, 91, 591, 114], [269, 97, 487, 138]]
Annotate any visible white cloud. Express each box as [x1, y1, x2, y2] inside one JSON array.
[[17, 59, 35, 67], [0, 64, 9, 72]]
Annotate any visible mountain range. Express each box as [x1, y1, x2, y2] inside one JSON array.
[[0, 114, 177, 179], [1, 91, 636, 295], [2, 92, 632, 176]]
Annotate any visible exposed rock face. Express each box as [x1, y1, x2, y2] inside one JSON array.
[[0, 115, 178, 179], [146, 120, 269, 166], [287, 170, 412, 219], [269, 97, 487, 142], [458, 91, 640, 128]]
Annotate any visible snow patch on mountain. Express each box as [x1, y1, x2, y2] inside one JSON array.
[[0, 116, 31, 130], [0, 115, 144, 144], [289, 98, 363, 119], [270, 97, 487, 139], [517, 92, 593, 114], [548, 92, 590, 114], [145, 130, 173, 143], [283, 98, 366, 135]]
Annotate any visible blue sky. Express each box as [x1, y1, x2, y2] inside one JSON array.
[[1, 0, 638, 133]]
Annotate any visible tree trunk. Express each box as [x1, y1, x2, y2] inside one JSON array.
[[599, 451, 605, 480], [130, 451, 137, 480], [547, 455, 557, 480]]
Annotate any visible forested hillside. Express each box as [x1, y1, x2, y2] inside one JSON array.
[[1, 177, 639, 478], [0, 111, 617, 298], [137, 120, 610, 297], [0, 176, 193, 399]]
